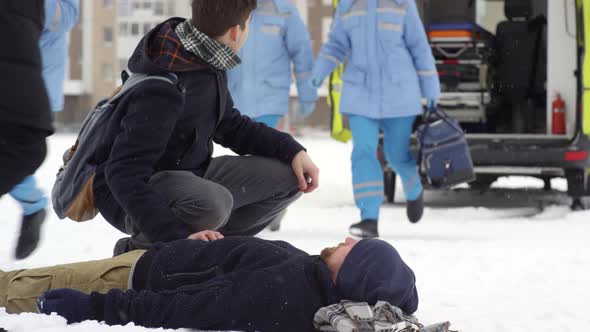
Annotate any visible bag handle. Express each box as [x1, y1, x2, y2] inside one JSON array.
[[417, 104, 463, 180], [419, 104, 464, 145]]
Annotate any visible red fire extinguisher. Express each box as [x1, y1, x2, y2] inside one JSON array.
[[552, 93, 566, 135]]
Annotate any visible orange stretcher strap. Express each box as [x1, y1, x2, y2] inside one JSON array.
[[428, 30, 474, 39]]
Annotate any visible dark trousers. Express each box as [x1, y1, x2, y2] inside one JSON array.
[[0, 125, 47, 196], [0, 0, 51, 197], [109, 156, 301, 249]]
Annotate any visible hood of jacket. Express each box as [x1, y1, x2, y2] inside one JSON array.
[[127, 17, 211, 75]]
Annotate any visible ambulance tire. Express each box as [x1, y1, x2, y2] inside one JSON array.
[[571, 197, 590, 211], [384, 169, 396, 204], [469, 174, 498, 192]]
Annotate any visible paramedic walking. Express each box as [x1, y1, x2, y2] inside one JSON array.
[[8, 0, 79, 259], [310, 0, 440, 237]]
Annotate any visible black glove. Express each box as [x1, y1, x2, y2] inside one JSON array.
[[37, 288, 94, 323]]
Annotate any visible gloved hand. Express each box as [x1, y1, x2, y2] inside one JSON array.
[[308, 76, 323, 88], [37, 288, 94, 324], [297, 101, 316, 118], [426, 99, 437, 112]]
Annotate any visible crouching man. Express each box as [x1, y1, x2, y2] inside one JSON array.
[[0, 232, 418, 332], [92, 0, 319, 255]]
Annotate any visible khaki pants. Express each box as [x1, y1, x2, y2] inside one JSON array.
[[0, 250, 145, 314]]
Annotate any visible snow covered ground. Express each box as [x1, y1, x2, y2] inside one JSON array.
[[1, 132, 589, 332]]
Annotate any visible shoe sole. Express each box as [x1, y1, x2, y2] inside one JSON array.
[[348, 227, 379, 239]]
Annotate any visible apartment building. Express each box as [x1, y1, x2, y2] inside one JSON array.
[[58, 0, 191, 127], [117, 0, 191, 73], [58, 0, 119, 126]]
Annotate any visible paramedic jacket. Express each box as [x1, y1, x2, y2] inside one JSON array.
[[41, 0, 80, 112], [227, 0, 317, 118], [311, 0, 440, 119]]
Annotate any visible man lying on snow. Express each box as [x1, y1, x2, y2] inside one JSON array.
[[0, 232, 418, 332]]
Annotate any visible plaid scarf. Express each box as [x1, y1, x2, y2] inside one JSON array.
[[313, 300, 454, 332], [174, 19, 241, 71]]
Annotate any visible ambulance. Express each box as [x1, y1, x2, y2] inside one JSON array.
[[328, 0, 590, 209]]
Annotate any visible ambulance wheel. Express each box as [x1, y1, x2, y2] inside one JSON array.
[[542, 177, 552, 191], [384, 169, 396, 203], [571, 197, 590, 211], [470, 174, 498, 192], [567, 169, 590, 210]]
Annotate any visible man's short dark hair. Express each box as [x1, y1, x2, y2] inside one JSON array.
[[191, 0, 257, 38]]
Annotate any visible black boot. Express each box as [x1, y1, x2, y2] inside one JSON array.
[[113, 234, 154, 257], [267, 209, 288, 232], [113, 237, 137, 257], [349, 219, 379, 238], [14, 209, 46, 260], [113, 237, 133, 257], [406, 192, 424, 223]]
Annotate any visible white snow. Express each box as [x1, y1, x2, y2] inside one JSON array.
[[1, 132, 589, 332]]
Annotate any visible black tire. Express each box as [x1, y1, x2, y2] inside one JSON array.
[[571, 197, 590, 211], [541, 177, 552, 191], [470, 174, 498, 192], [384, 169, 396, 203]]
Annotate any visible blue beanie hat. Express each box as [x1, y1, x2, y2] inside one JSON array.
[[335, 239, 419, 314]]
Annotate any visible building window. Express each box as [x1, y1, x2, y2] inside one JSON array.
[[119, 23, 129, 36], [104, 26, 113, 44], [102, 63, 114, 81], [131, 23, 140, 36], [143, 23, 151, 35], [133, 0, 141, 10], [143, 1, 152, 10], [155, 1, 164, 15], [103, 0, 113, 8], [166, 0, 175, 16], [118, 0, 131, 16]]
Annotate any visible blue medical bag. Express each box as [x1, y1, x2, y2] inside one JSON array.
[[417, 108, 475, 188]]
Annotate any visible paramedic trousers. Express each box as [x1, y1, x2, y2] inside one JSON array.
[[102, 155, 302, 249], [0, 250, 145, 314], [349, 115, 423, 220], [8, 176, 47, 216]]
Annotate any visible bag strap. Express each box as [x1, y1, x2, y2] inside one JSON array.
[[108, 72, 179, 105]]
